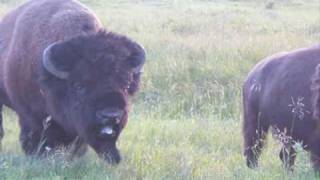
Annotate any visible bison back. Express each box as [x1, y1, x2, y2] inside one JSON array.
[[243, 45, 320, 143]]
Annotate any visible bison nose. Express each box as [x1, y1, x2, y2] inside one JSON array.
[[96, 108, 123, 124]]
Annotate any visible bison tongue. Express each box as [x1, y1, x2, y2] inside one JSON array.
[[101, 126, 113, 135]]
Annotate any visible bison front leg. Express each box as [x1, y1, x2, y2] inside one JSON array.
[[309, 135, 320, 173], [311, 153, 320, 174], [0, 105, 4, 151], [37, 117, 69, 154], [18, 113, 46, 154], [20, 128, 42, 155], [38, 117, 88, 157], [279, 146, 296, 171]]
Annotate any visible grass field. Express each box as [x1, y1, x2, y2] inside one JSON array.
[[0, 0, 319, 179]]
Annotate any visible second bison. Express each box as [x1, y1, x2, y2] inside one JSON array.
[[0, 0, 145, 164], [243, 45, 320, 170]]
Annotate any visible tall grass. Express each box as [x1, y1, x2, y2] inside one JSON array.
[[0, 0, 319, 179]]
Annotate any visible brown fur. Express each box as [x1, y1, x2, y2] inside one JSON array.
[[243, 44, 320, 171], [0, 0, 145, 164]]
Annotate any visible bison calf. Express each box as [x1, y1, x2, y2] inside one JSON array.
[[0, 0, 145, 164], [243, 45, 320, 170]]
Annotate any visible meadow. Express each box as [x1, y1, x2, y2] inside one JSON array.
[[0, 0, 319, 179]]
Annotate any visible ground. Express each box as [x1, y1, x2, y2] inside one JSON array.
[[0, 0, 319, 179]]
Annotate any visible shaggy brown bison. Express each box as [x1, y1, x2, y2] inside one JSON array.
[[0, 0, 145, 164], [243, 44, 320, 170]]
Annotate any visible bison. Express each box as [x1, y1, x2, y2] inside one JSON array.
[[0, 0, 146, 164], [243, 44, 320, 170]]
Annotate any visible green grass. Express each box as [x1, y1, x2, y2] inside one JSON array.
[[0, 0, 319, 179]]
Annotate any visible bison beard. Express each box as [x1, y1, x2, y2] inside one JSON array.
[[242, 44, 320, 171], [0, 0, 145, 164]]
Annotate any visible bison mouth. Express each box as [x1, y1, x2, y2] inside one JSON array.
[[96, 107, 124, 138]]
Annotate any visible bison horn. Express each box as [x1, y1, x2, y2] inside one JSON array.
[[43, 43, 69, 79]]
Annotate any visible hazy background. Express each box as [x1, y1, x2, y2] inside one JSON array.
[[0, 0, 319, 179]]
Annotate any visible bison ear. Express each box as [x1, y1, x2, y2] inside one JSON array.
[[128, 44, 146, 74], [126, 44, 146, 95], [42, 42, 79, 79]]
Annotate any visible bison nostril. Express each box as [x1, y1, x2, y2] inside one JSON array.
[[96, 108, 123, 123]]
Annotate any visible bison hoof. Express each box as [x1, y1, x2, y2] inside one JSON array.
[[246, 158, 258, 169]]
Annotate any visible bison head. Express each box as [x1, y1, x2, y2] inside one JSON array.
[[39, 31, 145, 164]]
